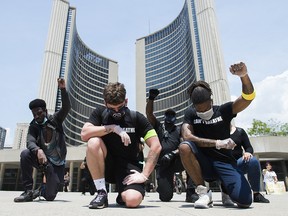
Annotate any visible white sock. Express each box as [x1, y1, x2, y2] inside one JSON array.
[[94, 178, 106, 192]]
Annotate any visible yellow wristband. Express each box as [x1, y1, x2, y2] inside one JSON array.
[[242, 91, 256, 100]]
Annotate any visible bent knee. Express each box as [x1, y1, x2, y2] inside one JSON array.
[[86, 137, 103, 150], [179, 143, 192, 155], [123, 190, 143, 208]]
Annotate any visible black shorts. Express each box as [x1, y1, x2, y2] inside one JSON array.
[[105, 152, 145, 197]]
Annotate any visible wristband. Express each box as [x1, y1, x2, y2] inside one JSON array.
[[242, 91, 256, 101], [239, 72, 248, 77]]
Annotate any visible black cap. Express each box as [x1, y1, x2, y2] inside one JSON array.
[[165, 109, 176, 116], [29, 99, 46, 110]]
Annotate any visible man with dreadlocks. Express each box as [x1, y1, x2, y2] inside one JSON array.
[[179, 62, 255, 209]]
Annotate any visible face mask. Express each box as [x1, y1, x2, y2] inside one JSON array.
[[196, 108, 214, 120], [35, 117, 48, 125], [164, 115, 176, 124], [108, 106, 127, 120]]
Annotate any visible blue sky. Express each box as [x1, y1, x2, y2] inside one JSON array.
[[1, 0, 288, 145]]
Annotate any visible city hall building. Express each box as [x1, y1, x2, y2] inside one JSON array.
[[0, 0, 287, 192]]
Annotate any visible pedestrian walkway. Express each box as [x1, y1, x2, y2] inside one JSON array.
[[1, 191, 287, 216]]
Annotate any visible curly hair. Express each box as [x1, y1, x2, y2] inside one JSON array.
[[187, 80, 212, 105], [103, 82, 126, 105]]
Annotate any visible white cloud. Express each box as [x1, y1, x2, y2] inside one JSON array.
[[233, 70, 288, 130]]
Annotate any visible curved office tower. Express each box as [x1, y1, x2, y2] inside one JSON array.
[[136, 0, 230, 123], [38, 0, 118, 146]]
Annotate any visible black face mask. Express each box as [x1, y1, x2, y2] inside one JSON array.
[[164, 115, 176, 124], [108, 106, 127, 120]]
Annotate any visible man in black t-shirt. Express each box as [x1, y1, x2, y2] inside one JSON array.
[[146, 89, 198, 203], [180, 62, 255, 209], [81, 82, 161, 209]]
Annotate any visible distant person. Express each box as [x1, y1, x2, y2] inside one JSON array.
[[180, 62, 255, 208], [230, 125, 269, 203], [81, 82, 161, 209], [63, 171, 70, 192], [146, 88, 198, 203], [14, 78, 71, 202], [263, 162, 278, 194]]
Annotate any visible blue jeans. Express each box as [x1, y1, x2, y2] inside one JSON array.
[[181, 141, 252, 206], [237, 156, 261, 192]]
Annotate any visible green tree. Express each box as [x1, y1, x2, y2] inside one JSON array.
[[278, 123, 288, 136], [247, 119, 271, 136], [247, 119, 288, 136]]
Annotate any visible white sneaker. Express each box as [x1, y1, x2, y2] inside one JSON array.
[[194, 185, 213, 208], [221, 192, 234, 206]]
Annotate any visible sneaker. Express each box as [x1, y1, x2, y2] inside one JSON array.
[[32, 187, 41, 200], [14, 190, 33, 202], [89, 190, 108, 209], [33, 184, 46, 200], [194, 185, 213, 208], [254, 193, 270, 203], [221, 192, 234, 206], [185, 192, 199, 203], [116, 193, 125, 206]]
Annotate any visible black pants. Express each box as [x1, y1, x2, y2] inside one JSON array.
[[156, 155, 195, 201], [20, 149, 65, 201], [80, 169, 96, 195]]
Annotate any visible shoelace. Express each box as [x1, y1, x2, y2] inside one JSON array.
[[95, 192, 106, 202]]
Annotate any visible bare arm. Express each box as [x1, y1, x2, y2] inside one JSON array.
[[142, 136, 161, 178], [230, 62, 255, 114], [146, 89, 160, 127], [146, 99, 157, 127], [181, 123, 217, 148], [81, 122, 114, 141]]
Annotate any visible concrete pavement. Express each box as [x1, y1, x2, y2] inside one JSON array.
[[1, 191, 287, 216]]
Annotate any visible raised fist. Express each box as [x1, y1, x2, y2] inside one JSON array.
[[149, 89, 160, 100], [229, 62, 248, 77]]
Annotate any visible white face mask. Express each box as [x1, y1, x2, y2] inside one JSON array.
[[196, 108, 214, 120]]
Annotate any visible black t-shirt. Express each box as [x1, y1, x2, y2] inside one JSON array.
[[88, 106, 153, 161], [154, 120, 181, 158], [183, 102, 236, 162], [230, 127, 254, 160]]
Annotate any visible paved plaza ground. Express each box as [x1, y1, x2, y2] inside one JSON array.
[[1, 191, 287, 216]]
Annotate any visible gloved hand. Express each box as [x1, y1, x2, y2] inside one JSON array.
[[149, 89, 160, 100], [160, 151, 176, 167], [216, 138, 236, 150], [122, 170, 148, 185], [113, 125, 131, 146]]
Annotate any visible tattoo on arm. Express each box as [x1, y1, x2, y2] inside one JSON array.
[[146, 150, 159, 166]]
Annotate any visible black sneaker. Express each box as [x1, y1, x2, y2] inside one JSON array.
[[116, 193, 125, 206], [185, 192, 199, 203], [254, 193, 270, 203], [89, 190, 108, 209], [186, 193, 199, 203], [14, 190, 33, 202], [33, 184, 46, 200]]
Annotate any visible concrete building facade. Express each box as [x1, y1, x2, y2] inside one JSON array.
[[136, 0, 230, 123], [37, 0, 118, 147], [0, 126, 6, 150]]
